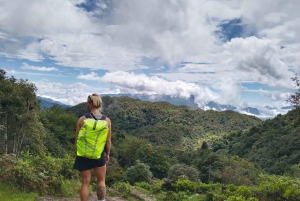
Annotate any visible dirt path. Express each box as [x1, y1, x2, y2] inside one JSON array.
[[36, 188, 156, 201], [36, 192, 127, 201]]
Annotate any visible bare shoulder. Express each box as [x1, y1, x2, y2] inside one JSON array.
[[77, 116, 86, 126], [105, 116, 111, 123]]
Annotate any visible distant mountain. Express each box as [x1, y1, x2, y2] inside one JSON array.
[[101, 93, 293, 118], [38, 96, 71, 109], [206, 101, 237, 111], [281, 105, 295, 110], [39, 94, 294, 118], [242, 107, 260, 115]]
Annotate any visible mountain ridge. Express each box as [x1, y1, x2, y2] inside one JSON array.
[[38, 94, 294, 119]]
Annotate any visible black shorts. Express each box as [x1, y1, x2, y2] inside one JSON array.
[[73, 151, 106, 171]]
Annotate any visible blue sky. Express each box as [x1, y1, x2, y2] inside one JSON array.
[[1, 0, 300, 119]]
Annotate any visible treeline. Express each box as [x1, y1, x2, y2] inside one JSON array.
[[0, 69, 78, 158], [214, 109, 300, 175]]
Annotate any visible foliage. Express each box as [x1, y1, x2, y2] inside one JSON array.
[[131, 174, 300, 201], [225, 110, 300, 175], [135, 180, 164, 194], [211, 156, 261, 185], [136, 144, 171, 179], [0, 73, 43, 156], [287, 74, 300, 108], [106, 157, 125, 186], [0, 181, 38, 201], [124, 162, 153, 185], [40, 105, 78, 157], [111, 181, 132, 198], [167, 164, 200, 182], [116, 135, 149, 168], [255, 174, 300, 201], [0, 152, 79, 196]]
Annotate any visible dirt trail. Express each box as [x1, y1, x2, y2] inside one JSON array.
[[36, 192, 127, 201], [36, 188, 156, 201]]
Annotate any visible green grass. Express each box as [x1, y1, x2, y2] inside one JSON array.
[[61, 179, 81, 197], [0, 182, 39, 201]]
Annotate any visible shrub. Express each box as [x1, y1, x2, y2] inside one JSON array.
[[106, 157, 125, 186], [111, 182, 131, 198], [157, 191, 188, 201], [172, 179, 198, 193], [255, 174, 300, 201], [124, 162, 153, 185], [168, 164, 200, 182], [0, 152, 79, 196]]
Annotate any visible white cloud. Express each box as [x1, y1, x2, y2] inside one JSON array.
[[101, 71, 239, 106], [35, 81, 98, 105], [77, 71, 102, 81], [5, 69, 68, 77], [21, 63, 58, 71], [0, 0, 95, 37], [222, 36, 294, 88]]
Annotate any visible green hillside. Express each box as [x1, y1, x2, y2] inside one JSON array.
[[67, 95, 262, 149], [213, 109, 300, 175]]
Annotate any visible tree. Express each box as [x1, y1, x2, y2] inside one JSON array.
[[201, 141, 209, 150], [117, 136, 148, 168], [167, 164, 200, 182], [0, 68, 6, 80], [40, 105, 78, 155], [0, 71, 45, 156], [287, 75, 300, 107], [124, 162, 153, 184], [136, 144, 171, 179]]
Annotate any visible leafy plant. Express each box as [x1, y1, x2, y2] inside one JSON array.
[[168, 164, 200, 182], [124, 162, 153, 185], [112, 181, 132, 198]]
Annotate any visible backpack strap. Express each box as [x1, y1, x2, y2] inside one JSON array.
[[85, 113, 106, 120]]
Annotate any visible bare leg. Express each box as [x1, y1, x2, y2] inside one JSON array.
[[94, 165, 106, 200], [97, 186, 106, 200], [80, 169, 92, 201]]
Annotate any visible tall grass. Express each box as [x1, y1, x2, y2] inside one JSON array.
[[0, 182, 38, 201]]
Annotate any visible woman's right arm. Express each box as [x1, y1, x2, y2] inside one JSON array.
[[74, 116, 84, 156]]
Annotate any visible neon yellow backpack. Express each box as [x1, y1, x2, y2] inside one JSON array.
[[76, 113, 108, 159]]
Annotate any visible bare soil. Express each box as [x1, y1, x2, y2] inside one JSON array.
[[36, 188, 156, 201], [36, 192, 127, 201]]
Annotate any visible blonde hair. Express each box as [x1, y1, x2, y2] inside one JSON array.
[[88, 93, 103, 109]]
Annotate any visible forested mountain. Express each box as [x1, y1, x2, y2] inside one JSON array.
[[216, 109, 300, 175], [67, 95, 262, 150], [38, 96, 71, 109]]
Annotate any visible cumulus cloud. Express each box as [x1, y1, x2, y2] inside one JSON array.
[[21, 63, 58, 71], [35, 81, 102, 105], [0, 0, 94, 37], [77, 71, 102, 81], [222, 36, 294, 88], [101, 71, 237, 107]]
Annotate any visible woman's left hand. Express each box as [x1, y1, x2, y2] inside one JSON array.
[[105, 154, 110, 163]]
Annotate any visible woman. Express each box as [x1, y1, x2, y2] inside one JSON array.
[[73, 93, 112, 201]]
